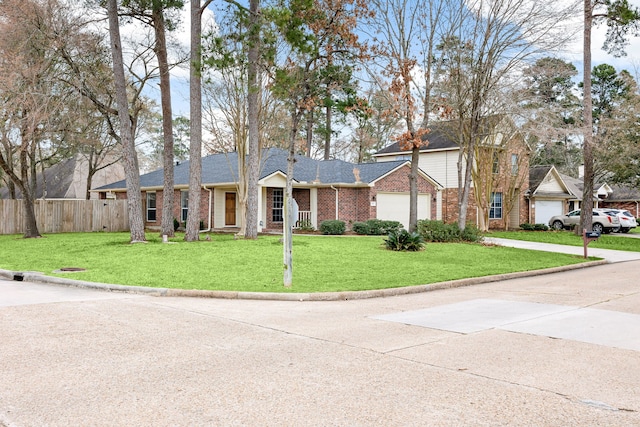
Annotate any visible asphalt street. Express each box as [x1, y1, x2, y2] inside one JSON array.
[[1, 243, 639, 426]]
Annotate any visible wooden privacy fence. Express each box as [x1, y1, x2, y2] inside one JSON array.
[[0, 199, 130, 235]]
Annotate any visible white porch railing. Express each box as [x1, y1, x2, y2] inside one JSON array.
[[296, 211, 312, 228]]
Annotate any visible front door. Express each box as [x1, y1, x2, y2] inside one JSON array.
[[225, 192, 236, 226]]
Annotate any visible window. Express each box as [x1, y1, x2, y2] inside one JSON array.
[[493, 151, 500, 174], [272, 188, 284, 222], [180, 191, 189, 222], [146, 192, 156, 222], [511, 154, 518, 175], [489, 192, 502, 219]]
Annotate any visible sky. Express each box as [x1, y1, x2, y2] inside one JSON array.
[[137, 1, 640, 118]]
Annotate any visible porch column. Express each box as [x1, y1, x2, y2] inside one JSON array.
[[258, 186, 266, 232], [310, 188, 318, 229]]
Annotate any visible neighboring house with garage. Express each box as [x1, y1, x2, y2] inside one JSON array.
[[94, 148, 442, 232], [528, 165, 640, 224], [374, 117, 530, 230]]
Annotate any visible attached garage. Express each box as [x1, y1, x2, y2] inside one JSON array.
[[376, 192, 431, 229], [534, 200, 563, 225]]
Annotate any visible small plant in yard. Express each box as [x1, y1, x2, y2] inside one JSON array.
[[297, 220, 315, 232], [384, 229, 425, 251], [320, 220, 346, 235]]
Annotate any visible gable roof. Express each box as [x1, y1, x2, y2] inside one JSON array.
[[528, 165, 577, 199], [95, 148, 441, 191], [374, 125, 460, 156], [373, 115, 520, 157]]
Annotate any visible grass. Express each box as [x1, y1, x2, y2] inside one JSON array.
[[0, 232, 592, 293], [489, 230, 640, 252]]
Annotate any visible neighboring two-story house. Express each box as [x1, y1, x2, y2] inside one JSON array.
[[374, 117, 530, 230]]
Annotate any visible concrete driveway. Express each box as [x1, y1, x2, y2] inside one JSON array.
[[1, 260, 640, 426]]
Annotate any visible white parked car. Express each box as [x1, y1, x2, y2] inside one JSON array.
[[548, 209, 620, 234], [600, 208, 638, 233]]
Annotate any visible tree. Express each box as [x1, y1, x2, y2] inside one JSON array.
[[120, 0, 186, 237], [107, 0, 147, 242], [268, 0, 367, 286], [184, 0, 214, 242], [365, 0, 446, 233], [523, 57, 582, 176], [581, 0, 640, 235], [0, 0, 76, 237], [435, 0, 577, 230], [592, 66, 640, 185]]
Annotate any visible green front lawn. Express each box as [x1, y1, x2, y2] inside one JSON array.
[[0, 232, 591, 293], [489, 230, 640, 252]]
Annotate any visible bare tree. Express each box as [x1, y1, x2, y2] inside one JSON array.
[[436, 0, 578, 230], [365, 0, 447, 232]]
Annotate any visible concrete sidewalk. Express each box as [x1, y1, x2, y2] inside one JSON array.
[[485, 237, 640, 263]]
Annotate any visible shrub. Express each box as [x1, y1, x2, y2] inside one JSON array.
[[417, 220, 482, 243], [520, 223, 549, 231], [459, 224, 482, 242], [352, 219, 403, 235], [320, 220, 346, 235], [384, 229, 425, 251], [351, 221, 370, 235], [297, 220, 315, 231]]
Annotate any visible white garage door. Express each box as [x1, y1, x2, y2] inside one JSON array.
[[377, 193, 431, 229], [535, 200, 563, 225]]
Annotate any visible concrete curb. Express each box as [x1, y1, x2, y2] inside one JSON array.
[[0, 259, 608, 301]]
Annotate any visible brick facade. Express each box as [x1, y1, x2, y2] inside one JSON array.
[[372, 165, 439, 221], [141, 189, 212, 230]]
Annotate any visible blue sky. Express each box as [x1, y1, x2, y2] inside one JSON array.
[[146, 1, 640, 118]]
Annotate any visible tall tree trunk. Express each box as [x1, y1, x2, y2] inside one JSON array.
[[107, 0, 146, 243], [245, 0, 260, 239], [153, 7, 176, 238], [324, 105, 331, 160], [19, 144, 40, 237], [581, 0, 594, 234], [283, 113, 300, 287], [458, 117, 477, 231], [305, 110, 313, 156], [408, 146, 419, 232], [185, 0, 204, 242]]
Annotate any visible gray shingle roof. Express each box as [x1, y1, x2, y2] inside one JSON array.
[[374, 125, 459, 155], [96, 148, 422, 190]]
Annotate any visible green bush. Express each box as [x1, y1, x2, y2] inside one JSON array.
[[297, 220, 315, 231], [459, 224, 482, 242], [351, 221, 370, 235], [384, 229, 425, 251], [520, 223, 549, 231], [417, 220, 482, 243], [320, 220, 346, 235], [352, 219, 403, 235]]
